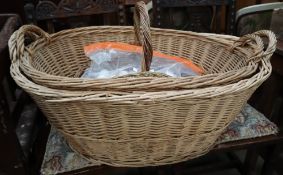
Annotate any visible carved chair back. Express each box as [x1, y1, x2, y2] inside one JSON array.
[[152, 0, 236, 34], [24, 0, 126, 33], [0, 14, 31, 175]]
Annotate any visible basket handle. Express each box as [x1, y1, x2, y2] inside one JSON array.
[[231, 30, 277, 63], [8, 25, 50, 63], [134, 1, 153, 72]]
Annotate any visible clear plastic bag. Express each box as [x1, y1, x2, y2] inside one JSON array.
[[82, 42, 203, 79]]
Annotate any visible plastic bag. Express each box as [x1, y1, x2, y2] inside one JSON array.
[[82, 42, 203, 79]]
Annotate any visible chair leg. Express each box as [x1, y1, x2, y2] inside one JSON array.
[[157, 165, 174, 175], [261, 144, 281, 175], [243, 148, 259, 175], [0, 90, 28, 175]]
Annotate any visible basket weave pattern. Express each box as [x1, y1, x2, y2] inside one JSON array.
[[8, 2, 276, 167], [12, 27, 263, 91]]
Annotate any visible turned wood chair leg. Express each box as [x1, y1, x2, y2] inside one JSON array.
[[261, 144, 282, 175], [243, 148, 259, 175]]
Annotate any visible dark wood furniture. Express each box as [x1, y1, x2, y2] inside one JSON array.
[[124, 0, 151, 5], [236, 0, 283, 11], [0, 13, 52, 175], [0, 14, 51, 175], [236, 4, 283, 174], [123, 0, 152, 25], [251, 41, 283, 129], [0, 14, 26, 175], [249, 40, 283, 175], [24, 0, 127, 32], [152, 0, 236, 34]]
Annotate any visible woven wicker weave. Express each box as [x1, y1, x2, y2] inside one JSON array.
[[8, 2, 275, 91], [10, 54, 273, 166], [8, 2, 276, 167]]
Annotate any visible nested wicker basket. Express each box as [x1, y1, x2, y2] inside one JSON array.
[[9, 2, 276, 167], [9, 2, 274, 91]]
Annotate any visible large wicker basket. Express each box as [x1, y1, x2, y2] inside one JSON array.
[[10, 54, 273, 166], [9, 2, 276, 167], [8, 2, 275, 91]]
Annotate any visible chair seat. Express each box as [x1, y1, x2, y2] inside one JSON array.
[[40, 104, 278, 175]]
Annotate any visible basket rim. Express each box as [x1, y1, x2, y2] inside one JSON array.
[[10, 56, 272, 102], [11, 25, 265, 91]]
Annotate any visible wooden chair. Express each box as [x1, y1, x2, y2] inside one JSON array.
[[123, 0, 152, 25], [236, 3, 283, 175], [24, 0, 127, 33], [236, 2, 283, 129], [236, 2, 283, 36], [152, 0, 236, 34], [0, 14, 51, 175], [0, 14, 25, 175]]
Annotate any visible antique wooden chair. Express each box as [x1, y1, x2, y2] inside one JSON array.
[[124, 0, 152, 25], [0, 1, 127, 175], [236, 2, 283, 36], [236, 3, 283, 175], [24, 0, 127, 33], [0, 14, 51, 175], [152, 0, 236, 34]]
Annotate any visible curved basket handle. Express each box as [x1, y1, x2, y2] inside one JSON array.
[[253, 30, 277, 60], [8, 25, 50, 63], [231, 30, 277, 63], [134, 1, 153, 72]]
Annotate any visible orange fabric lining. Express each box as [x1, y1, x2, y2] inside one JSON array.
[[84, 42, 204, 75]]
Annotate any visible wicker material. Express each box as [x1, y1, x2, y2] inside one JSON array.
[[8, 2, 276, 167], [8, 2, 276, 91], [10, 56, 272, 166]]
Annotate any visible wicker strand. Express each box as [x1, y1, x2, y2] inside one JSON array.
[[9, 25, 50, 63], [230, 30, 277, 63], [134, 1, 153, 72]]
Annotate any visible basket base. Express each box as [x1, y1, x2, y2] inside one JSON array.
[[60, 129, 224, 167]]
